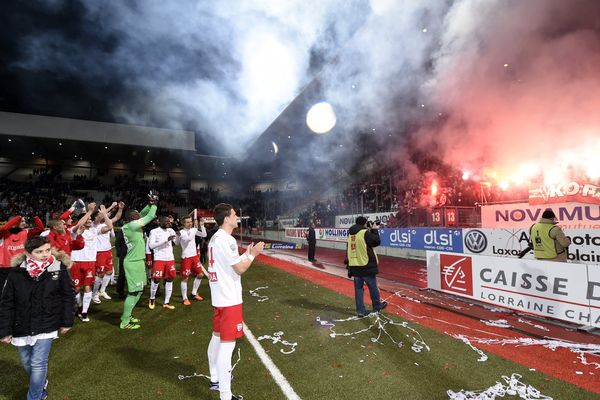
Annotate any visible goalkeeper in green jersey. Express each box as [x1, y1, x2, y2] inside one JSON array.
[[119, 191, 159, 329]]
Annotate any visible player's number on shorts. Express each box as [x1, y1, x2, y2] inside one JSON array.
[[207, 247, 217, 281]]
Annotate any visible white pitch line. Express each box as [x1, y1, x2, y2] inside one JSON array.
[[243, 323, 302, 400]]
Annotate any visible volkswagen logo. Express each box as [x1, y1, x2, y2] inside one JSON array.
[[464, 230, 487, 253]]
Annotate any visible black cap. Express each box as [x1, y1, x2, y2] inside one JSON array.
[[542, 209, 556, 219], [355, 216, 367, 225]]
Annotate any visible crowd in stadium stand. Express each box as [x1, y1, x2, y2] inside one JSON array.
[[291, 166, 529, 228], [0, 175, 299, 228], [1, 157, 531, 229]]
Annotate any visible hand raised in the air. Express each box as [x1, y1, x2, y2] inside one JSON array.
[[147, 190, 159, 205]]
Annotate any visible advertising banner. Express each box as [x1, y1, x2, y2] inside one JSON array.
[[284, 228, 308, 239], [278, 218, 299, 228], [316, 228, 349, 242], [335, 212, 396, 228], [587, 264, 600, 329], [196, 209, 214, 218], [461, 228, 600, 265], [380, 228, 464, 253], [264, 242, 303, 250], [481, 202, 600, 229], [286, 226, 465, 249], [427, 252, 600, 327], [529, 181, 600, 206], [284, 227, 348, 242]]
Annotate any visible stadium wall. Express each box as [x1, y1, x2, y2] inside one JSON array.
[[255, 229, 427, 260]]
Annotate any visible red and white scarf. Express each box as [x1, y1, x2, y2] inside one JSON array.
[[26, 256, 54, 279]]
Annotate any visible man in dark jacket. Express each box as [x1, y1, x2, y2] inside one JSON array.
[[307, 223, 317, 262], [0, 236, 75, 400], [345, 216, 388, 317], [114, 228, 128, 299]]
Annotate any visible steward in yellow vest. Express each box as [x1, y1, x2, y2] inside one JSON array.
[[529, 209, 571, 262], [346, 218, 380, 275], [344, 216, 387, 317]]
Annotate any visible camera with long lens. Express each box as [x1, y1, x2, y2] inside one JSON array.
[[367, 220, 379, 228]]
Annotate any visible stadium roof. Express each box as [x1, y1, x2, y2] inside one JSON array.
[[0, 111, 195, 151]]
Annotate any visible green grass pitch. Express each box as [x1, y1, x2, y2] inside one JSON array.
[[1, 258, 598, 399]]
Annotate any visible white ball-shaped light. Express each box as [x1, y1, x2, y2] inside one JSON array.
[[306, 102, 336, 134]]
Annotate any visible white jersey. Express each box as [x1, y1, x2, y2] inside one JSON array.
[[207, 229, 243, 307], [71, 227, 99, 262], [149, 227, 177, 261], [145, 234, 151, 255], [179, 226, 207, 259], [95, 223, 114, 252]]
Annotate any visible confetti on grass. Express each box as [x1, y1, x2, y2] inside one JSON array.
[[257, 331, 298, 354], [316, 312, 430, 353], [447, 373, 553, 399], [249, 286, 270, 302], [178, 349, 242, 380], [451, 334, 488, 362]]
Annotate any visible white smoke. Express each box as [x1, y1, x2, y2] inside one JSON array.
[[17, 0, 600, 181], [18, 0, 366, 156]]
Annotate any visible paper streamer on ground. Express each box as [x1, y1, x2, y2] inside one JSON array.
[[452, 336, 600, 370], [257, 331, 298, 354], [516, 318, 550, 332], [481, 319, 512, 328], [452, 334, 488, 362], [447, 373, 553, 400], [250, 286, 270, 302], [316, 312, 430, 352], [178, 348, 242, 381]]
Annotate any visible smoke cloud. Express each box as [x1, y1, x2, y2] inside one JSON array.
[[15, 0, 367, 156], [315, 0, 600, 185], [413, 0, 600, 184], [11, 0, 600, 184]]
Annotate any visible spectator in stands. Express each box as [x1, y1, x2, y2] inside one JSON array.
[[344, 216, 388, 317], [388, 213, 397, 228], [529, 209, 571, 262], [1, 216, 45, 290]]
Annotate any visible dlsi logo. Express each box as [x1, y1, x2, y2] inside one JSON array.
[[423, 230, 459, 246], [464, 230, 488, 253], [389, 229, 416, 244]]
